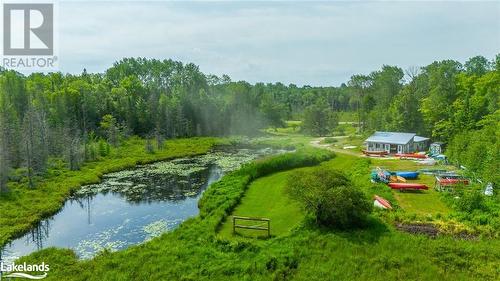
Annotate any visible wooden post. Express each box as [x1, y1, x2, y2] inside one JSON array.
[[232, 216, 271, 237]]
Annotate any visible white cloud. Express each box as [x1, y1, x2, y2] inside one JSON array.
[[58, 1, 500, 86]]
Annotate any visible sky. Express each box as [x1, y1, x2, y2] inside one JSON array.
[[56, 0, 500, 86]]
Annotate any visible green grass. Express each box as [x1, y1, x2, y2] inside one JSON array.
[[392, 190, 450, 216], [338, 111, 358, 122], [370, 158, 452, 216], [16, 148, 500, 281], [5, 134, 500, 280], [321, 152, 364, 171], [251, 135, 313, 149], [260, 131, 494, 233], [0, 136, 228, 247], [263, 120, 303, 135], [285, 120, 302, 127], [218, 170, 305, 238], [325, 135, 365, 152]]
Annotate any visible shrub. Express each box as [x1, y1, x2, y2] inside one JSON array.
[[322, 137, 338, 144], [98, 140, 109, 157], [455, 190, 486, 212], [145, 138, 155, 154], [235, 148, 334, 180], [286, 167, 372, 229]]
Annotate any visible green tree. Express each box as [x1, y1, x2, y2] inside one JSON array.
[[302, 99, 338, 136], [464, 55, 491, 76], [286, 167, 372, 228], [100, 114, 119, 146], [419, 60, 462, 139], [347, 74, 372, 131], [261, 96, 286, 130]]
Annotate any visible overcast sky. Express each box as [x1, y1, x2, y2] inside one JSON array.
[[58, 1, 500, 86]]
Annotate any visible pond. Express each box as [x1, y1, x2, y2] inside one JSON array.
[[1, 147, 287, 261]]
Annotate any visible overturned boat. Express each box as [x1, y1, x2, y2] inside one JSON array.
[[395, 153, 428, 159], [373, 195, 393, 209], [394, 171, 419, 179], [363, 150, 388, 157], [388, 182, 429, 190]]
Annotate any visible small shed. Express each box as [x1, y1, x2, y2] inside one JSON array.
[[430, 142, 444, 155]]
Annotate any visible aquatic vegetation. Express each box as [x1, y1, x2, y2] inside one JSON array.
[[15, 150, 500, 281], [143, 219, 182, 241], [2, 146, 286, 261], [73, 148, 284, 203], [75, 221, 130, 259], [143, 220, 169, 241], [0, 137, 224, 248]]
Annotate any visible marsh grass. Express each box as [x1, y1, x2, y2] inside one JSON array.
[[14, 149, 500, 281], [0, 137, 226, 247]]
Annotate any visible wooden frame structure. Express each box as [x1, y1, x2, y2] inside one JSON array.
[[232, 216, 270, 237]]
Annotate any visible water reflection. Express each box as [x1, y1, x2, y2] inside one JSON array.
[[1, 148, 283, 260], [27, 220, 51, 252]]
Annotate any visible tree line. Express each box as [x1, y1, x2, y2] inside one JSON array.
[[0, 55, 498, 191], [300, 55, 498, 185]]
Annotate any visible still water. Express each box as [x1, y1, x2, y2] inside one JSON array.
[[1, 148, 284, 261]]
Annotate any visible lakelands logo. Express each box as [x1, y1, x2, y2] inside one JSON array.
[[0, 261, 49, 280], [1, 0, 58, 70]]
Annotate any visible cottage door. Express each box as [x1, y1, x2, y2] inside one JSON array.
[[397, 145, 403, 154], [384, 144, 390, 153]]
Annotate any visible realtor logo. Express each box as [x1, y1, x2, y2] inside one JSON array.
[[3, 3, 53, 55], [1, 1, 58, 70]]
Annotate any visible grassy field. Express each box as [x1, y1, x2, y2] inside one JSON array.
[[16, 148, 500, 281], [338, 111, 358, 122], [0, 137, 228, 247], [218, 169, 305, 238], [3, 129, 499, 280], [263, 121, 303, 135], [370, 158, 452, 216], [219, 153, 392, 240], [310, 130, 453, 217]]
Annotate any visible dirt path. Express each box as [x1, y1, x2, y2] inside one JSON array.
[[309, 137, 399, 160], [309, 137, 362, 157]]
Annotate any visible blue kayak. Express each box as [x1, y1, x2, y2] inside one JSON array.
[[395, 171, 419, 179]]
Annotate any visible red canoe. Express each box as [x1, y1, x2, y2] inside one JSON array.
[[363, 150, 388, 156], [388, 182, 429, 190], [438, 178, 469, 186], [374, 195, 393, 209], [395, 153, 427, 159]]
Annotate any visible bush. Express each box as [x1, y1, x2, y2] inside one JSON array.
[[322, 137, 338, 144], [455, 190, 486, 212], [98, 140, 110, 157], [145, 138, 155, 154], [235, 148, 334, 180], [286, 167, 372, 229]]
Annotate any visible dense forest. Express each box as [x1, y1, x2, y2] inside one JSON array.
[[0, 55, 498, 192]]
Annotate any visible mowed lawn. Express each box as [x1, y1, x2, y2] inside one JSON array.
[[219, 169, 305, 238], [371, 158, 452, 215]]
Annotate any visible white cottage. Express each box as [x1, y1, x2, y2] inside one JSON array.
[[364, 132, 429, 154]]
